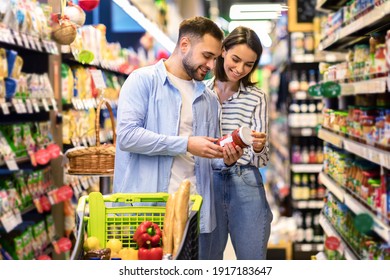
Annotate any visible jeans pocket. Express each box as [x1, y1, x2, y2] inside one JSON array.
[[240, 167, 263, 187]]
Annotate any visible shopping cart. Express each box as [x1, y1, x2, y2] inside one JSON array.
[[70, 192, 202, 260]]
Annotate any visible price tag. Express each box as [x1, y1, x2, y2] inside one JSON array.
[[5, 158, 19, 171], [17, 99, 27, 113], [0, 28, 5, 42], [50, 41, 59, 55], [27, 35, 37, 50], [32, 98, 40, 113], [11, 99, 22, 114], [90, 69, 106, 89], [42, 98, 50, 112], [1, 102, 10, 115], [51, 97, 58, 112], [35, 37, 42, 52], [82, 137, 88, 147], [77, 98, 85, 110], [5, 29, 15, 44], [25, 99, 33, 114], [21, 33, 30, 49], [13, 31, 23, 46], [0, 212, 21, 233], [79, 177, 90, 190]]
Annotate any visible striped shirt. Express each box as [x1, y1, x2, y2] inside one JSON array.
[[205, 77, 269, 167]]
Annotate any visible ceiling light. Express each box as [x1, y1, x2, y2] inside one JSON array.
[[230, 4, 288, 20]]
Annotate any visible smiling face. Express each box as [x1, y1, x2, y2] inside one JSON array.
[[181, 34, 222, 81], [222, 43, 257, 83]]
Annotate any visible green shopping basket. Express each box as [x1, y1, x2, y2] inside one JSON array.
[[70, 192, 202, 260]]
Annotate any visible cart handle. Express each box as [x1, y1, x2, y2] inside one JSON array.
[[75, 195, 88, 225], [99, 192, 170, 203], [85, 192, 202, 212]]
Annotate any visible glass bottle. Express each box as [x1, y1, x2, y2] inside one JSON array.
[[299, 71, 309, 92], [308, 69, 317, 87], [301, 173, 310, 200], [289, 70, 300, 94]]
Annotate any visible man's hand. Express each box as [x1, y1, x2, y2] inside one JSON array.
[[223, 143, 243, 166], [187, 136, 224, 158]]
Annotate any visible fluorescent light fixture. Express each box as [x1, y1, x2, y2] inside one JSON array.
[[230, 3, 288, 20], [112, 0, 175, 53], [228, 21, 273, 48]]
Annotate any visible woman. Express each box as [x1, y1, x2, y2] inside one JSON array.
[[204, 26, 273, 260]]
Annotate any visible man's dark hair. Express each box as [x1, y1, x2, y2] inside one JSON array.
[[178, 16, 224, 42], [214, 26, 263, 87]]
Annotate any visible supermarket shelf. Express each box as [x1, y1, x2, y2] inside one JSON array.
[[343, 138, 390, 170], [291, 164, 323, 173], [319, 172, 345, 202], [294, 243, 324, 252], [293, 200, 325, 209], [319, 1, 390, 51], [340, 76, 388, 96], [0, 27, 59, 55], [318, 128, 343, 148], [290, 127, 318, 137], [319, 213, 359, 260], [291, 52, 346, 63], [319, 172, 390, 242], [316, 0, 349, 12], [318, 128, 390, 169]]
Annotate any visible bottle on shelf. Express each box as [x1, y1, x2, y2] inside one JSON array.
[[309, 174, 318, 200], [289, 70, 300, 94], [301, 143, 309, 164], [308, 70, 317, 88], [291, 140, 302, 164], [301, 173, 310, 200], [305, 212, 314, 242], [292, 173, 302, 200], [299, 71, 309, 92]]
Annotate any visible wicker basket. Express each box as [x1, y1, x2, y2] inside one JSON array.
[[66, 98, 116, 175]]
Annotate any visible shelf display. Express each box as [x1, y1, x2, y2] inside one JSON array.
[[311, 0, 390, 260]]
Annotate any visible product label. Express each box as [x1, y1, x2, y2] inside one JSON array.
[[219, 135, 233, 147]]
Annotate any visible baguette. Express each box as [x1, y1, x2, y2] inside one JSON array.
[[172, 179, 191, 257], [162, 193, 175, 256]]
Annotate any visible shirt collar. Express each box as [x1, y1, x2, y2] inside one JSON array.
[[155, 59, 206, 93]]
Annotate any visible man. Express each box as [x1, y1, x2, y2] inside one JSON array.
[[113, 16, 241, 258]]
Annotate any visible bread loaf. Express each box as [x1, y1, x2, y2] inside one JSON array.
[[162, 193, 175, 255], [172, 179, 191, 257]]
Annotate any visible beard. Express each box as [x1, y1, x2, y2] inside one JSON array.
[[182, 50, 208, 81]]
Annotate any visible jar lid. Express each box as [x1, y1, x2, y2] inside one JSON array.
[[239, 127, 253, 146]]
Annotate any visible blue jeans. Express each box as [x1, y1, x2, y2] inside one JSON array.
[[199, 165, 273, 260]]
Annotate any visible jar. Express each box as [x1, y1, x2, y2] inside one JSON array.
[[339, 111, 349, 134], [374, 44, 388, 75], [352, 108, 362, 138], [360, 115, 375, 144], [375, 116, 385, 146], [384, 109, 390, 149], [216, 127, 253, 148]]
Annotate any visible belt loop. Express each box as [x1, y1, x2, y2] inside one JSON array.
[[237, 165, 241, 176]]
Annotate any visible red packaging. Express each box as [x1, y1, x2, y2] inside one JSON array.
[[216, 127, 253, 148]]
